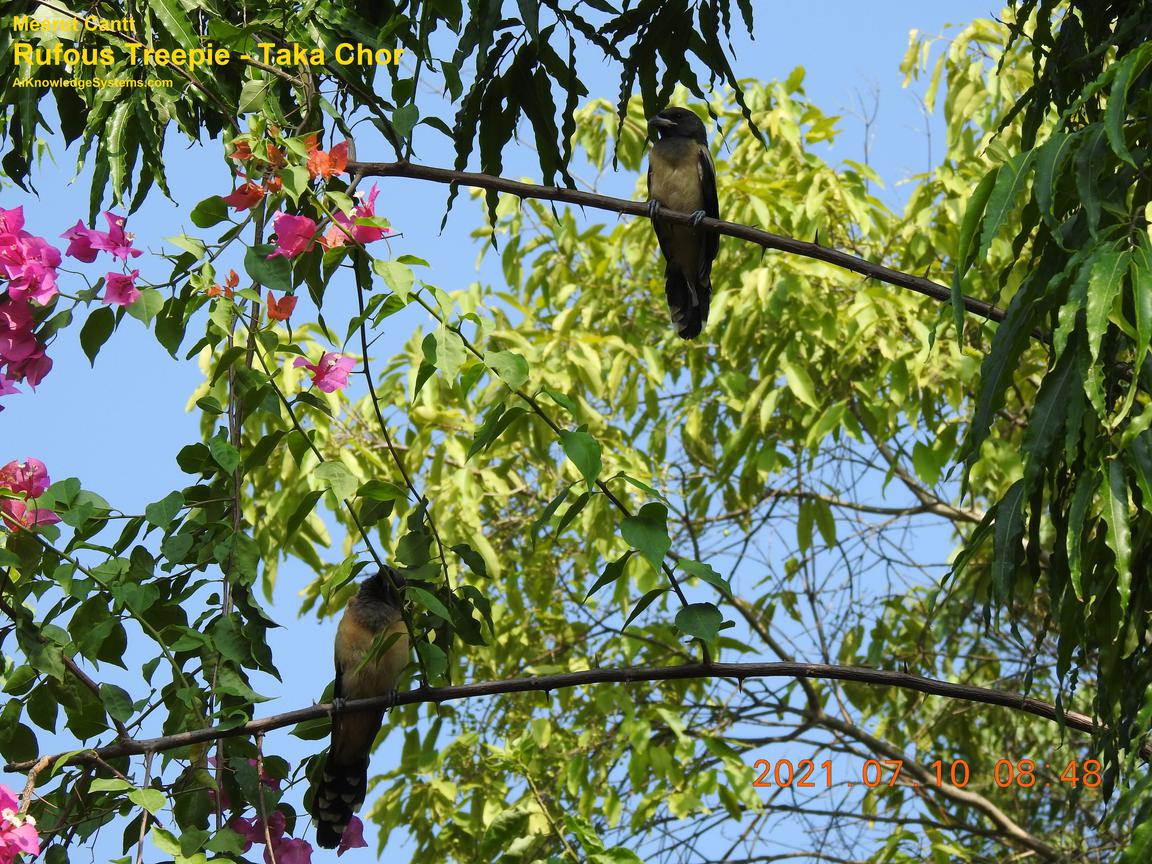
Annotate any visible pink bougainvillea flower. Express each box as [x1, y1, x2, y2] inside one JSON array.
[[228, 817, 256, 854], [336, 816, 367, 856], [90, 211, 142, 261], [103, 270, 141, 307], [267, 291, 297, 322], [268, 212, 318, 259], [0, 498, 60, 530], [0, 458, 59, 531], [0, 300, 51, 389], [0, 458, 51, 498], [272, 836, 312, 864], [293, 352, 354, 393], [5, 351, 53, 389], [0, 791, 41, 857], [222, 181, 265, 211], [0, 207, 25, 235], [305, 136, 348, 180], [263, 809, 286, 837], [0, 234, 61, 305], [321, 185, 390, 249], [0, 300, 38, 365], [0, 377, 19, 411], [60, 220, 103, 263]]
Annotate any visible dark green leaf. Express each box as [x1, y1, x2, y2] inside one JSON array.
[[620, 503, 670, 571]]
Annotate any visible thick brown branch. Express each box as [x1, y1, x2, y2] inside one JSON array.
[[6, 660, 1139, 773], [348, 159, 1008, 326]]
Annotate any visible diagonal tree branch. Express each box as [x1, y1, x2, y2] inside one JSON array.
[[6, 660, 1144, 773], [348, 159, 1010, 326]]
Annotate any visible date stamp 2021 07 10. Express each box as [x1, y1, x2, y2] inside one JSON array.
[[750, 757, 1104, 791]]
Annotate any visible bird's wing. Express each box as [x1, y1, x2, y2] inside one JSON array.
[[647, 159, 677, 263], [698, 145, 720, 270]]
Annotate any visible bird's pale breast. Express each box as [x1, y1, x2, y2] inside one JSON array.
[[649, 140, 705, 213]]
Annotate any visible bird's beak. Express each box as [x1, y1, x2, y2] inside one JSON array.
[[647, 115, 676, 136]]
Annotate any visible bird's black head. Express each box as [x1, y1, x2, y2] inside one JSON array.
[[362, 565, 405, 606], [647, 107, 707, 144]]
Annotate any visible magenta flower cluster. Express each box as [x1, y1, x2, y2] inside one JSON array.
[[0, 206, 143, 411], [0, 457, 59, 531], [0, 784, 40, 864], [268, 183, 390, 259]]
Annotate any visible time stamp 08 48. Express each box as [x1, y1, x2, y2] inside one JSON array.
[[749, 757, 1104, 791]]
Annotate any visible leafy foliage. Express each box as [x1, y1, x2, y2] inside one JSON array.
[[0, 0, 755, 215], [2, 3, 1151, 864], [947, 1, 1152, 785]]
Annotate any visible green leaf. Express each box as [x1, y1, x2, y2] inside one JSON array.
[[315, 461, 358, 501], [393, 103, 421, 140], [556, 491, 590, 535], [146, 0, 198, 47], [978, 151, 1034, 261], [432, 327, 466, 378], [991, 480, 1026, 604], [1103, 460, 1132, 616], [485, 350, 530, 390], [950, 167, 999, 335], [285, 489, 325, 537], [245, 244, 293, 292], [357, 480, 407, 501], [129, 787, 167, 815], [677, 559, 732, 595], [105, 101, 130, 204], [1131, 238, 1152, 377], [407, 585, 452, 621], [373, 259, 415, 300], [812, 498, 837, 547], [674, 602, 724, 646], [1085, 249, 1128, 365], [125, 289, 165, 326], [1105, 43, 1152, 167], [99, 683, 134, 723], [778, 356, 818, 409], [961, 277, 1044, 468], [517, 0, 540, 39], [281, 166, 310, 204], [238, 78, 270, 114], [623, 587, 668, 629], [80, 306, 115, 365], [541, 387, 578, 415], [1022, 348, 1077, 487], [90, 778, 134, 793], [452, 543, 489, 578], [1067, 471, 1098, 601], [559, 428, 602, 489], [620, 503, 670, 572], [585, 551, 633, 601], [144, 491, 184, 528], [1033, 132, 1075, 226], [208, 438, 241, 473], [165, 234, 206, 259], [190, 196, 228, 228], [591, 850, 645, 864], [468, 405, 528, 459]]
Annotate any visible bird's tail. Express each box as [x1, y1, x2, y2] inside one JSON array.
[[664, 264, 711, 340], [310, 754, 369, 849]]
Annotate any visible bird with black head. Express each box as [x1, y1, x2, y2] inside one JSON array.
[[646, 106, 720, 340]]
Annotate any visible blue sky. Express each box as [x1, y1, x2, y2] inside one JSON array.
[[2, 2, 997, 859]]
